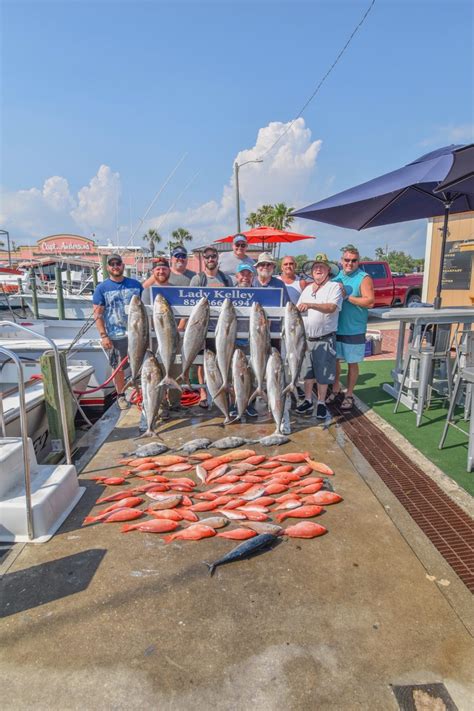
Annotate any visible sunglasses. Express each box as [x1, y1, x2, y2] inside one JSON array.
[[283, 263, 295, 267], [204, 254, 218, 260], [257, 262, 272, 268], [234, 243, 246, 248], [343, 258, 358, 263], [109, 261, 122, 267]]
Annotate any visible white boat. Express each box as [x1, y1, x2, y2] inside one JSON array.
[[0, 360, 94, 462], [21, 292, 94, 319]]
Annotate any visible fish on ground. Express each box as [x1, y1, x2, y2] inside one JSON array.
[[196, 464, 207, 485], [133, 443, 170, 458], [214, 298, 238, 397], [248, 302, 271, 402], [284, 522, 328, 538], [276, 505, 324, 522], [192, 516, 228, 529], [146, 508, 183, 521], [295, 482, 324, 495], [165, 524, 216, 543], [231, 348, 252, 419], [140, 351, 165, 438], [102, 508, 145, 523], [302, 492, 343, 505], [122, 519, 179, 533], [191, 452, 215, 461], [204, 532, 279, 576], [282, 301, 307, 397], [258, 434, 290, 447], [270, 452, 310, 463], [127, 294, 149, 382], [203, 349, 232, 423], [90, 476, 127, 485], [265, 348, 287, 435], [179, 438, 213, 454], [211, 436, 250, 450], [179, 297, 210, 386], [240, 521, 283, 536], [216, 509, 247, 520], [153, 294, 181, 391], [146, 495, 182, 507], [274, 500, 302, 511], [305, 457, 334, 475], [94, 497, 144, 516], [216, 529, 256, 540]]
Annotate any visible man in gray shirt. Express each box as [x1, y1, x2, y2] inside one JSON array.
[[218, 234, 255, 277], [168, 246, 196, 285]]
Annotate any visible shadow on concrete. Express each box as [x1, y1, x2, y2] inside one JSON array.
[[0, 548, 107, 618]]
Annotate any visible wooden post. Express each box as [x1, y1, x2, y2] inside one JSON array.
[[55, 266, 65, 320], [40, 351, 75, 456], [92, 267, 98, 288], [17, 278, 26, 310], [126, 267, 131, 277], [101, 254, 108, 279], [29, 268, 39, 319], [66, 266, 72, 291]]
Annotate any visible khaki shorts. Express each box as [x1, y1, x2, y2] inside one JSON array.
[[303, 334, 337, 384]]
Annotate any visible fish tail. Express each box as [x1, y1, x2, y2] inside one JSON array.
[[159, 376, 182, 392], [136, 430, 154, 439], [121, 524, 135, 532], [203, 561, 216, 576], [224, 414, 240, 425], [83, 516, 96, 524], [163, 534, 175, 543], [90, 476, 104, 481], [249, 387, 266, 404], [214, 382, 228, 398], [282, 383, 296, 397]]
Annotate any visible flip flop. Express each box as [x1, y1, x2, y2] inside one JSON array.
[[326, 390, 342, 404], [198, 398, 209, 409], [340, 395, 354, 410]]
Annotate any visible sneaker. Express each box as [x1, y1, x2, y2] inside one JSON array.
[[229, 406, 238, 418], [245, 404, 258, 418], [296, 386, 305, 400], [296, 399, 313, 415], [316, 402, 328, 420], [117, 394, 129, 410]]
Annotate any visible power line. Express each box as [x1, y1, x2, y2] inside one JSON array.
[[259, 0, 376, 160]]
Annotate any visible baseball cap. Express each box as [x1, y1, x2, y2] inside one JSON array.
[[171, 246, 187, 258], [107, 253, 123, 265], [203, 245, 218, 256], [152, 256, 170, 268], [255, 252, 276, 266], [236, 263, 255, 273], [233, 234, 247, 245]]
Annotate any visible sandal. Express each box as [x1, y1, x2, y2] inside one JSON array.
[[198, 398, 209, 409], [326, 390, 342, 405], [340, 395, 354, 411]]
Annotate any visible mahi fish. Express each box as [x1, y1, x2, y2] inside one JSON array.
[[231, 348, 252, 419], [203, 349, 231, 423], [153, 293, 181, 391], [214, 298, 237, 396], [204, 532, 279, 576], [282, 301, 307, 397], [266, 348, 287, 435], [127, 294, 149, 382], [178, 438, 213, 454], [248, 302, 271, 402], [179, 297, 210, 386], [140, 350, 164, 437]]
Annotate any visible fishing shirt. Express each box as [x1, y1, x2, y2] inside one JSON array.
[[93, 277, 143, 339], [332, 268, 369, 338]]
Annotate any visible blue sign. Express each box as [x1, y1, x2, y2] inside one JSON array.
[[150, 285, 283, 308]]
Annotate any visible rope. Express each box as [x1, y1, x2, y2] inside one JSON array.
[[72, 355, 129, 394]]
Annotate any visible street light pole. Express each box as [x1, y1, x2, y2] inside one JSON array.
[[0, 230, 11, 266], [234, 159, 263, 233]]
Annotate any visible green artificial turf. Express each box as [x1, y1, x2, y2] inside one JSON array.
[[339, 359, 474, 496]]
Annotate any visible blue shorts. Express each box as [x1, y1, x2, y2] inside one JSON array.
[[336, 340, 365, 364]]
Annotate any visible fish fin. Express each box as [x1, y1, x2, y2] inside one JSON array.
[[83, 516, 95, 524], [214, 382, 229, 398], [248, 388, 266, 404], [203, 561, 216, 576], [224, 414, 240, 425], [121, 524, 134, 532], [158, 376, 182, 392], [282, 383, 296, 397]]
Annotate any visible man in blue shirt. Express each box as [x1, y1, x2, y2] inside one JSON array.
[[92, 254, 143, 409]]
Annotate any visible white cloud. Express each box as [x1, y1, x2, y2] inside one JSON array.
[[419, 123, 474, 147], [71, 165, 120, 235]]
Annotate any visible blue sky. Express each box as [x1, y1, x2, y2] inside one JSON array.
[[1, 0, 473, 259]]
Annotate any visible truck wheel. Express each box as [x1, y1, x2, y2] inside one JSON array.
[[406, 293, 421, 307]]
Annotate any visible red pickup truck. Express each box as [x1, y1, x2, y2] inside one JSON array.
[[359, 261, 423, 308]]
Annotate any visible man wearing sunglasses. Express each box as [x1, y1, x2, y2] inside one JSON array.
[[219, 234, 255, 278], [329, 245, 375, 410], [92, 254, 143, 410], [168, 246, 196, 286]]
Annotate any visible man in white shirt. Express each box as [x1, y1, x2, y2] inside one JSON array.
[[218, 234, 255, 276], [296, 254, 342, 419]]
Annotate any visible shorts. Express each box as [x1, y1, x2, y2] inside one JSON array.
[[108, 337, 128, 369], [336, 335, 366, 364], [303, 334, 337, 384]]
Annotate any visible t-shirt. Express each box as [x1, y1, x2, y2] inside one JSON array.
[[218, 252, 255, 276], [332, 268, 369, 335], [92, 277, 143, 339], [189, 271, 233, 330], [256, 276, 291, 306], [297, 281, 342, 338], [168, 269, 196, 286]]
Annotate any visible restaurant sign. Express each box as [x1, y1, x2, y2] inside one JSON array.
[[37, 234, 95, 254], [442, 239, 473, 291]]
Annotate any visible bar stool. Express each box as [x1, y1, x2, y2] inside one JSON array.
[[394, 322, 453, 426], [439, 366, 474, 472]]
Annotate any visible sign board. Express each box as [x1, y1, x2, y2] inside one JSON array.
[[441, 239, 473, 291], [37, 234, 95, 254], [150, 285, 283, 308]]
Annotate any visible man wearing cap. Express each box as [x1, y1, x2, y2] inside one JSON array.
[[296, 254, 343, 419], [168, 246, 196, 286], [255, 252, 290, 306], [219, 234, 255, 277], [92, 254, 143, 410]]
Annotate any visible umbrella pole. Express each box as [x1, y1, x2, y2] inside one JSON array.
[[433, 199, 452, 310]]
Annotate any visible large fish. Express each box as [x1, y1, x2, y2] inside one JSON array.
[[153, 293, 181, 391], [133, 442, 169, 458], [266, 348, 287, 435], [282, 301, 307, 397], [248, 302, 271, 402], [127, 294, 149, 382], [204, 532, 279, 576], [178, 438, 213, 454], [179, 297, 210, 385], [214, 298, 237, 396], [231, 348, 252, 419], [212, 436, 250, 449], [140, 351, 164, 437], [203, 349, 231, 423], [258, 434, 290, 447]]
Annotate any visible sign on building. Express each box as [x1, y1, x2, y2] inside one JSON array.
[[442, 239, 473, 291]]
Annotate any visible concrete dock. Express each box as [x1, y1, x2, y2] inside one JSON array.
[[1, 405, 473, 710]]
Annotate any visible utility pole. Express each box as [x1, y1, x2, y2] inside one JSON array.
[[234, 159, 263, 233]]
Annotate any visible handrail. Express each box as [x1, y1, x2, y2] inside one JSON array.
[[0, 321, 72, 464], [0, 345, 34, 540]]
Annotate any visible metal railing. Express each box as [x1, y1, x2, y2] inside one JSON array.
[[0, 345, 34, 539], [0, 321, 73, 465]]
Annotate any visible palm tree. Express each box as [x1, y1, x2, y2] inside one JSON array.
[[245, 212, 259, 229], [142, 229, 162, 259], [271, 203, 295, 230], [171, 227, 192, 246]]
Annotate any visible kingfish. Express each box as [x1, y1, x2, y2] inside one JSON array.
[[140, 350, 164, 437], [153, 294, 181, 391], [127, 295, 149, 382], [231, 348, 252, 419], [203, 349, 231, 423], [214, 298, 237, 396], [204, 533, 279, 576], [179, 297, 210, 385], [248, 302, 271, 402], [282, 301, 307, 397], [266, 348, 287, 435]]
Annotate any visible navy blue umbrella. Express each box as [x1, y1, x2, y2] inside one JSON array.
[[292, 144, 474, 308]]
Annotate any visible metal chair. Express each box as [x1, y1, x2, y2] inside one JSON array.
[[439, 365, 474, 472], [394, 322, 453, 426]]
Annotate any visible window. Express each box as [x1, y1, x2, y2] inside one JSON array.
[[360, 263, 387, 279]]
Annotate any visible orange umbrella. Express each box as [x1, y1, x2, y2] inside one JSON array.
[[215, 226, 316, 245]]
